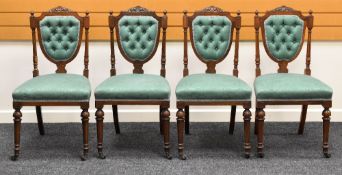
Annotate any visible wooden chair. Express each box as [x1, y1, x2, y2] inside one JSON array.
[[94, 6, 171, 159], [11, 6, 90, 161], [254, 6, 333, 158], [176, 6, 252, 159]]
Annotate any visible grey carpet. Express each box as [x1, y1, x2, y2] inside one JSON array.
[[0, 122, 342, 174]]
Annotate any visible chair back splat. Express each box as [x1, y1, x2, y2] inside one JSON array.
[[30, 6, 90, 77], [109, 6, 167, 75], [254, 6, 313, 75], [183, 6, 241, 75]]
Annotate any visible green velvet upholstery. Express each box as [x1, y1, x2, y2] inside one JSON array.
[[39, 16, 80, 61], [118, 16, 158, 61], [95, 74, 170, 100], [192, 16, 232, 61], [254, 73, 333, 100], [264, 15, 304, 61], [176, 74, 251, 101], [13, 74, 91, 102]]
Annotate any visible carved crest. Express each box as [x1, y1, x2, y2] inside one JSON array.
[[272, 6, 295, 12], [127, 6, 150, 12], [200, 6, 224, 12], [49, 6, 72, 13]]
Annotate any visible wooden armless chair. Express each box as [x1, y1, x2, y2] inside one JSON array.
[[11, 6, 91, 161], [94, 6, 171, 159], [254, 6, 333, 158], [176, 6, 252, 160]]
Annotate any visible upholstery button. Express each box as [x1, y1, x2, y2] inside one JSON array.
[[64, 45, 69, 50], [136, 36, 140, 42], [130, 44, 135, 50], [148, 36, 152, 41], [215, 46, 219, 50], [209, 38, 213, 43], [137, 21, 140, 26], [148, 21, 154, 26], [198, 21, 202, 26], [69, 21, 74, 27], [141, 45, 146, 49], [58, 21, 62, 27], [142, 29, 146, 33], [125, 36, 129, 42]]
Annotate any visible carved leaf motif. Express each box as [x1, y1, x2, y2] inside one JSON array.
[[272, 6, 295, 12], [127, 6, 150, 12], [200, 6, 224, 12], [49, 6, 72, 12]]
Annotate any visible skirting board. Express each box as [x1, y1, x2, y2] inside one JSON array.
[[0, 108, 341, 123]]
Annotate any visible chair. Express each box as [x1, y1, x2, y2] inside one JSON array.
[[11, 6, 91, 161], [254, 6, 333, 158], [94, 6, 171, 159], [176, 6, 252, 159]]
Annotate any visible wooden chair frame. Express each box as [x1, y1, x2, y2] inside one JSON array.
[[12, 6, 90, 161], [254, 6, 332, 158], [95, 6, 171, 159], [176, 6, 251, 160]]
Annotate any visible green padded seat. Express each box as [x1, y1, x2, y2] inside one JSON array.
[[254, 73, 333, 100], [176, 74, 252, 101], [95, 74, 170, 100], [13, 74, 91, 102]]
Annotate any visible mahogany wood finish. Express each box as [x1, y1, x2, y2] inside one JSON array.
[[254, 6, 332, 158], [95, 6, 171, 159], [11, 6, 90, 161], [178, 6, 251, 160]]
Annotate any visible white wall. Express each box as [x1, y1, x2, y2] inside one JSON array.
[[0, 41, 340, 123]]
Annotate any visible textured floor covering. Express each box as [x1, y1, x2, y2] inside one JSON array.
[[0, 122, 342, 174]]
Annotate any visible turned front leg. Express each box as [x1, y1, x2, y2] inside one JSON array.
[[256, 108, 265, 158], [81, 108, 89, 161], [322, 107, 331, 158], [95, 108, 106, 159], [243, 108, 251, 158], [161, 108, 171, 159], [11, 107, 22, 161], [176, 108, 186, 160]]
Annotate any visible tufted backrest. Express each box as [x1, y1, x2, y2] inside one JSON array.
[[118, 16, 158, 61], [263, 15, 304, 61], [191, 16, 232, 61], [39, 16, 80, 61]]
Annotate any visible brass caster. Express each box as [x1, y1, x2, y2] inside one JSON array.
[[165, 152, 172, 160], [98, 152, 106, 159], [257, 152, 264, 158], [10, 155, 19, 161], [80, 153, 88, 161], [324, 152, 331, 158], [179, 153, 187, 160], [244, 153, 250, 159]]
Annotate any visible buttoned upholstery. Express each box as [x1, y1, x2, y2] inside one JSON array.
[[13, 74, 91, 102], [95, 74, 170, 100], [255, 73, 333, 100], [264, 15, 304, 61], [192, 16, 232, 61], [39, 16, 80, 61], [176, 74, 252, 101], [118, 16, 158, 61]]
